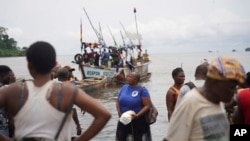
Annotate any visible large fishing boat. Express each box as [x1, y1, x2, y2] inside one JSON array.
[[74, 48, 151, 85], [73, 8, 151, 85]]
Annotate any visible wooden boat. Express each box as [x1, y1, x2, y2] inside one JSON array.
[[80, 56, 150, 76], [75, 52, 151, 85], [74, 8, 151, 86], [81, 65, 117, 81], [75, 75, 107, 93]]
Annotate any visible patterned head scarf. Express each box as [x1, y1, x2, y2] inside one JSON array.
[[207, 56, 246, 84]]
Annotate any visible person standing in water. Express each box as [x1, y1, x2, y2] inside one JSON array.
[[166, 67, 185, 121]]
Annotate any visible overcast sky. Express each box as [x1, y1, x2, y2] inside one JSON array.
[[1, 0, 250, 55]]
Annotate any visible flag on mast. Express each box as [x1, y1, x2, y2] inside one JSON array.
[[134, 8, 136, 13]]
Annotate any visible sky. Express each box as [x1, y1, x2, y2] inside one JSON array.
[[1, 0, 250, 55]]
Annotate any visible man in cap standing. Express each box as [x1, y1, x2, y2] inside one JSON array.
[[64, 65, 77, 85], [163, 56, 246, 141]]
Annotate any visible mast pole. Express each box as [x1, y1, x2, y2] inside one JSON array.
[[120, 30, 125, 47], [107, 25, 117, 46], [134, 8, 141, 45], [83, 8, 100, 44], [99, 22, 106, 47]]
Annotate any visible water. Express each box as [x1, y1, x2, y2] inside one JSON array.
[[0, 52, 249, 140]]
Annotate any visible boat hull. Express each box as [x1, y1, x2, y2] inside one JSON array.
[[80, 61, 151, 85], [83, 66, 116, 81], [76, 76, 107, 94]]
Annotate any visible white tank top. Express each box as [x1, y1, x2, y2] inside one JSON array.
[[14, 80, 72, 141]]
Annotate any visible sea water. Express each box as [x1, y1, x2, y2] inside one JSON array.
[[0, 52, 249, 140]]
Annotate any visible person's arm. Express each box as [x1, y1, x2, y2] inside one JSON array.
[[133, 88, 151, 119], [134, 97, 151, 119], [72, 108, 81, 135], [75, 88, 111, 141], [225, 99, 236, 113], [166, 89, 175, 121], [116, 89, 122, 117], [116, 99, 122, 117]]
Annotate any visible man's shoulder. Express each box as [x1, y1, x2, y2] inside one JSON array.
[[178, 89, 204, 109], [184, 81, 196, 89], [169, 85, 179, 94], [183, 89, 210, 105], [167, 86, 178, 96]]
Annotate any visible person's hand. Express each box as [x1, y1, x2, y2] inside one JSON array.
[[131, 113, 137, 119]]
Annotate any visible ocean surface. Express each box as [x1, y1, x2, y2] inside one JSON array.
[[0, 52, 249, 140]]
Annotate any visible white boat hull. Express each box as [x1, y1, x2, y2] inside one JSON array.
[[83, 66, 117, 80], [82, 61, 150, 82]]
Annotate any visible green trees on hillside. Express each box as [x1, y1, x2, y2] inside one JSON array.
[[0, 26, 26, 57]]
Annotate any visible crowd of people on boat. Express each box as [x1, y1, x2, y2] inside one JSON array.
[[77, 47, 124, 69], [0, 40, 250, 141], [75, 44, 149, 73]]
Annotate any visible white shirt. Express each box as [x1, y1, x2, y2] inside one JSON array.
[[14, 81, 72, 141], [165, 88, 229, 141]]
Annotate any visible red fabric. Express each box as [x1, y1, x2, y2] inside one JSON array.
[[117, 74, 123, 80], [238, 88, 250, 124]]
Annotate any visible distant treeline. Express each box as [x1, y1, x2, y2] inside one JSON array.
[[0, 26, 27, 57]]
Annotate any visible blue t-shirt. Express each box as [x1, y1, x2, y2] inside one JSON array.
[[118, 84, 150, 113], [102, 52, 110, 60]]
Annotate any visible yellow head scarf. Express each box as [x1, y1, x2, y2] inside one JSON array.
[[207, 56, 246, 83]]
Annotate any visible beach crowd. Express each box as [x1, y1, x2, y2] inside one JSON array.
[[0, 41, 249, 141]]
